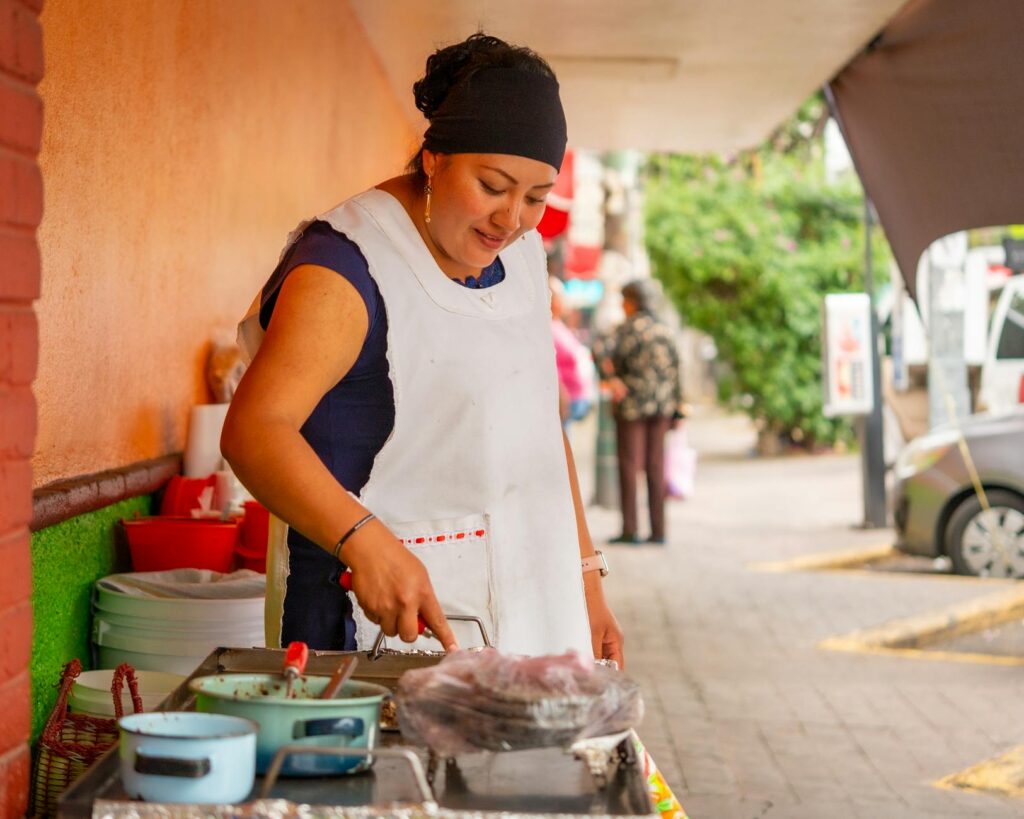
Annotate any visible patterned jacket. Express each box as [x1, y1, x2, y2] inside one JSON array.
[[598, 311, 683, 421]]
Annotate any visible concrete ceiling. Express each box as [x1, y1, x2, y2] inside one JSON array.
[[349, 0, 909, 154]]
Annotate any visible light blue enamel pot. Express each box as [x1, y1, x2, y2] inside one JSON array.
[[118, 711, 258, 804], [188, 674, 388, 776]]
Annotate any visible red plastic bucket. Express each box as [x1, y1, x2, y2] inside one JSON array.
[[240, 502, 269, 553], [123, 517, 239, 573], [159, 475, 217, 517], [236, 502, 269, 573], [235, 547, 267, 574]]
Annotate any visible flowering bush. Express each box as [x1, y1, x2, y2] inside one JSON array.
[[645, 98, 892, 450]]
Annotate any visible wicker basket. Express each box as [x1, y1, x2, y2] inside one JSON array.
[[31, 659, 141, 817]]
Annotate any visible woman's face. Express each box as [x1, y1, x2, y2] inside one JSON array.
[[423, 151, 557, 275]]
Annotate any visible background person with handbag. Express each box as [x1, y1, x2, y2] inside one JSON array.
[[596, 279, 685, 546]]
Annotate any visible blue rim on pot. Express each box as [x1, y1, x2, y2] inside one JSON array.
[[118, 711, 259, 804], [188, 673, 389, 776]]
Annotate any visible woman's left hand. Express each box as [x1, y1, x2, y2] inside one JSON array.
[[585, 579, 625, 669], [606, 377, 629, 404], [562, 430, 625, 669]]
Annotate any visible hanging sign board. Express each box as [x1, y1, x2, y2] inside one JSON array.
[[822, 293, 874, 417]]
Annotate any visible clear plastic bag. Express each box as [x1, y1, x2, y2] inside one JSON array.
[[395, 649, 644, 756]]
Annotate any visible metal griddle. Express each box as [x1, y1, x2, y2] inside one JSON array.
[[59, 647, 654, 818]]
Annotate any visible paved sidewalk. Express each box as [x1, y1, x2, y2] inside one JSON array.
[[580, 406, 1024, 818]]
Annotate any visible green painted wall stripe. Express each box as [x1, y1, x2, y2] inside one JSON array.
[[30, 495, 151, 741]]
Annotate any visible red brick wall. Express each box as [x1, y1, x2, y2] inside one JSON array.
[[0, 0, 42, 815]]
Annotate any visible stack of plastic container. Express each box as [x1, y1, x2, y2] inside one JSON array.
[[92, 569, 266, 675], [69, 669, 186, 717]]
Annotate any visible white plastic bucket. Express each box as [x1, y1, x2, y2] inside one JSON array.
[[93, 621, 262, 657], [92, 615, 264, 646], [69, 669, 186, 718], [94, 585, 264, 623], [92, 608, 263, 634], [92, 570, 267, 675], [93, 617, 263, 675], [98, 646, 211, 676]]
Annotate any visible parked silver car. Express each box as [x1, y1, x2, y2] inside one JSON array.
[[892, 409, 1024, 577]]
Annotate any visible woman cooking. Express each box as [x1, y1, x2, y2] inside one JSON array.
[[222, 33, 624, 668]]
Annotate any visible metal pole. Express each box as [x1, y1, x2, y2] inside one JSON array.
[[861, 197, 888, 528], [821, 84, 887, 528], [593, 391, 619, 509], [925, 238, 969, 429]]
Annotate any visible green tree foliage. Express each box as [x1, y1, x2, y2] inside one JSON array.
[[645, 97, 891, 450]]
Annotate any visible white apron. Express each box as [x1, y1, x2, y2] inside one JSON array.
[[240, 189, 592, 656]]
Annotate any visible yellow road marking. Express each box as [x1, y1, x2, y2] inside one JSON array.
[[818, 585, 1024, 666], [749, 544, 895, 572], [820, 642, 1024, 666], [820, 568, 1013, 585], [750, 544, 1015, 584], [935, 746, 1024, 797]]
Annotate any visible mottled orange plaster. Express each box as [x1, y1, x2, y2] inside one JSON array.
[[34, 0, 417, 486]]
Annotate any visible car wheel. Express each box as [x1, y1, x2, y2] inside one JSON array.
[[945, 490, 1024, 578]]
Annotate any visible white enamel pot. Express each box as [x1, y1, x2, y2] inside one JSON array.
[[118, 711, 258, 804]]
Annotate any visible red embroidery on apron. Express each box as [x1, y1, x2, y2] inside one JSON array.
[[401, 528, 487, 546]]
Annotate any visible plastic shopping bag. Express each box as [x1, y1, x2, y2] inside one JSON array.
[[665, 427, 697, 500]]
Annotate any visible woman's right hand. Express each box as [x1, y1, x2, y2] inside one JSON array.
[[339, 519, 459, 652]]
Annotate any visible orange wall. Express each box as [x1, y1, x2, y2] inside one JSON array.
[[33, 0, 416, 486]]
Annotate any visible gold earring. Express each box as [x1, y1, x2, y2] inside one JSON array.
[[424, 180, 433, 224]]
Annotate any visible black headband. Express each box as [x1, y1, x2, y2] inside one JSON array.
[[422, 67, 567, 171]]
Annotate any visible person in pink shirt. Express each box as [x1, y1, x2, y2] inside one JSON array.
[[550, 277, 596, 426]]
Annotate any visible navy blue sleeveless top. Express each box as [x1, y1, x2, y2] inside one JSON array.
[[262, 218, 506, 651]]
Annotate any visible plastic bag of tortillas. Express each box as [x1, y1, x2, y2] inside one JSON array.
[[395, 648, 643, 755]]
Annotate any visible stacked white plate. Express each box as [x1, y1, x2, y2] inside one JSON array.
[[92, 569, 266, 675], [69, 669, 186, 718]]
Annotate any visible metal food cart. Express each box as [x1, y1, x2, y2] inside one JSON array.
[[60, 647, 656, 818]]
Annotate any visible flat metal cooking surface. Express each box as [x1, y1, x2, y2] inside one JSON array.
[[77, 738, 641, 814], [61, 647, 653, 818]]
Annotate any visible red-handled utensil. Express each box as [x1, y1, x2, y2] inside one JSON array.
[[338, 571, 431, 638], [282, 640, 308, 698]]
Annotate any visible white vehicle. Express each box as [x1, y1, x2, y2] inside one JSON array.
[[979, 273, 1024, 414], [887, 242, 1024, 417], [885, 244, 997, 375]]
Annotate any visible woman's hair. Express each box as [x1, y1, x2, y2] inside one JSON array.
[[621, 278, 661, 314], [407, 33, 556, 177]]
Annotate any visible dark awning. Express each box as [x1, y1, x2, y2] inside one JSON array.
[[828, 0, 1024, 299]]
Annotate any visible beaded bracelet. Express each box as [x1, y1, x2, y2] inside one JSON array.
[[332, 513, 376, 560]]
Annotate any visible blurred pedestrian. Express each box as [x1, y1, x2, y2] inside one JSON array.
[[550, 277, 596, 430], [599, 279, 684, 545]]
